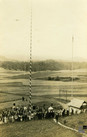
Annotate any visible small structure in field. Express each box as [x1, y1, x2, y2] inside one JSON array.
[[67, 98, 87, 114]]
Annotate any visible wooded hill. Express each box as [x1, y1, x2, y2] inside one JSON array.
[[1, 60, 87, 71]]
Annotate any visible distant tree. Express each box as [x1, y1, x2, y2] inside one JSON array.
[[48, 77, 52, 80], [55, 76, 60, 81]]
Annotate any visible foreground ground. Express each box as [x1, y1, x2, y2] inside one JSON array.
[[0, 120, 81, 137], [60, 111, 87, 134]]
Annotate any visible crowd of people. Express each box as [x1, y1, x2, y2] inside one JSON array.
[[0, 102, 86, 124], [0, 103, 55, 124]]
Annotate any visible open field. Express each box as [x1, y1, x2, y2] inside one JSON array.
[[0, 67, 87, 109], [0, 67, 87, 136]]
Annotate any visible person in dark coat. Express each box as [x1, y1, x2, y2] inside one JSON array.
[[56, 113, 59, 122], [62, 109, 65, 117], [71, 109, 74, 115], [67, 110, 69, 116]]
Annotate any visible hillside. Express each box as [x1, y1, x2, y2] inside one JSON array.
[[1, 60, 87, 71]]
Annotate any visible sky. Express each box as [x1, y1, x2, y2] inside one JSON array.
[[0, 0, 87, 61]]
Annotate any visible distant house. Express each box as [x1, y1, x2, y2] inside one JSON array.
[[67, 98, 87, 114]]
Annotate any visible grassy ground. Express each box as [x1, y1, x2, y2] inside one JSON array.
[[59, 112, 87, 134], [0, 68, 87, 136], [0, 68, 87, 108], [0, 120, 80, 137]]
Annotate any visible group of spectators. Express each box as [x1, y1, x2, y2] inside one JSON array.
[[0, 102, 86, 124], [0, 103, 55, 124]]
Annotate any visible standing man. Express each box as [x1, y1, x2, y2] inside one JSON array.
[[56, 113, 59, 123]]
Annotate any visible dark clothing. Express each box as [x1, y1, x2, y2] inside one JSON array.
[[56, 114, 59, 122]]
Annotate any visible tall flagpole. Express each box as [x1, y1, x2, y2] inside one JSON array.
[[29, 0, 32, 113]]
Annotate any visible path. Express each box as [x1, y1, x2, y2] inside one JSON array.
[[53, 119, 87, 137]]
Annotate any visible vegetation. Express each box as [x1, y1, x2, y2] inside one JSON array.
[[37, 76, 79, 81], [1, 60, 87, 71]]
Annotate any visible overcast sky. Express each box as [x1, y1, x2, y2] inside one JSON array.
[[0, 0, 87, 60]]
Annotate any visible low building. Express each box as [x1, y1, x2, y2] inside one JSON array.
[[67, 98, 87, 114]]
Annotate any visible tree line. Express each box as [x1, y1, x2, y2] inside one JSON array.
[[1, 60, 87, 71]]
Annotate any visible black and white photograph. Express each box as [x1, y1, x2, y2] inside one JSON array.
[[0, 0, 87, 137]]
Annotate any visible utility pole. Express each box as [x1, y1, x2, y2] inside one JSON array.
[[59, 89, 60, 100], [71, 36, 74, 98], [66, 90, 67, 102]]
